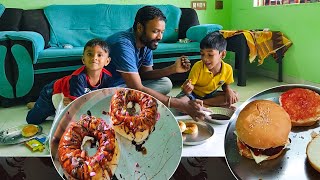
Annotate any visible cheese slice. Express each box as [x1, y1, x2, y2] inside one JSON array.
[[250, 150, 270, 164]]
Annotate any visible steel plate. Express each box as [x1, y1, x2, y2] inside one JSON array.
[[176, 117, 214, 146], [224, 84, 320, 180]]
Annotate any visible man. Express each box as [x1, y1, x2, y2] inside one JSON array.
[[106, 6, 206, 120]]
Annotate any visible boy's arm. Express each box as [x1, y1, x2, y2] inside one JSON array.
[[181, 79, 194, 95], [180, 62, 200, 95], [222, 84, 239, 105], [68, 76, 87, 100], [139, 56, 191, 80]]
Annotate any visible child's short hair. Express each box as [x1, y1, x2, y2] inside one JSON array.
[[84, 38, 109, 53], [200, 31, 227, 52], [133, 6, 166, 31]]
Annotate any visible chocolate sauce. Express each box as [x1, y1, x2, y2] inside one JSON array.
[[87, 110, 92, 116], [210, 114, 230, 120], [102, 111, 109, 115], [132, 140, 147, 155]]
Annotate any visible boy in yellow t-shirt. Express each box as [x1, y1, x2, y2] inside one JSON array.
[[178, 31, 238, 108]]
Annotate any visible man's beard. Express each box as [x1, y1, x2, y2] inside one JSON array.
[[140, 32, 159, 50]]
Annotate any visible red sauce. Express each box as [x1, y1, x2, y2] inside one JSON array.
[[281, 88, 320, 121]]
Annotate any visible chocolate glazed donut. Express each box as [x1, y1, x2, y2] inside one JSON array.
[[109, 89, 159, 143], [58, 114, 120, 180]]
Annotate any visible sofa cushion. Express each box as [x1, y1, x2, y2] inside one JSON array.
[[153, 42, 199, 55], [38, 42, 200, 63], [44, 4, 181, 47], [20, 10, 50, 48], [186, 24, 223, 42], [38, 47, 83, 63], [0, 8, 23, 31]]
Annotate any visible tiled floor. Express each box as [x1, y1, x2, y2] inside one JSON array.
[[1, 73, 318, 129]]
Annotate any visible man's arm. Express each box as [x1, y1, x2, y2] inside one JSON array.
[[121, 72, 206, 120], [139, 56, 191, 80]]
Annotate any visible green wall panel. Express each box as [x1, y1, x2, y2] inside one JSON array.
[[231, 0, 320, 83]]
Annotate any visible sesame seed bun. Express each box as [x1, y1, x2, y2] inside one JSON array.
[[236, 100, 291, 149], [307, 134, 320, 173], [279, 88, 320, 127]]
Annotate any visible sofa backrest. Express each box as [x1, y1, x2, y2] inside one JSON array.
[[0, 8, 23, 31], [44, 4, 181, 48], [178, 8, 199, 39], [20, 9, 50, 48]]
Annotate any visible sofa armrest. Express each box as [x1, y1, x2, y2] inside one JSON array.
[[5, 31, 44, 63], [0, 32, 8, 41], [186, 24, 223, 42]]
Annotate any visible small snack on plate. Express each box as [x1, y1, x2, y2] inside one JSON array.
[[178, 121, 186, 132], [21, 124, 39, 137], [183, 122, 198, 135], [280, 88, 320, 126], [307, 133, 320, 173]]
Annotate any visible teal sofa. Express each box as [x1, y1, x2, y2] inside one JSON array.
[[0, 4, 222, 107]]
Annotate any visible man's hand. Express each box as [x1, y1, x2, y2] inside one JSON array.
[[63, 97, 73, 106], [174, 56, 191, 73], [182, 79, 193, 95], [177, 97, 207, 121]]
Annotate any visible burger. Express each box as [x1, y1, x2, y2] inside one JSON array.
[[235, 100, 291, 163]]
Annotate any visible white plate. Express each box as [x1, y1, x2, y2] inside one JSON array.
[[49, 87, 182, 180], [205, 107, 234, 125]]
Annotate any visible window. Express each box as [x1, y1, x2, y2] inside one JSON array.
[[254, 0, 320, 6]]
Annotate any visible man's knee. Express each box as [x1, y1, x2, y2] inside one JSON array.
[[142, 77, 172, 95], [160, 77, 173, 95]]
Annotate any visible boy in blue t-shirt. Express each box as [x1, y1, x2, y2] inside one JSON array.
[[26, 38, 112, 124]]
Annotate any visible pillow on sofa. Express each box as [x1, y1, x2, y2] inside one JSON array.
[[186, 24, 223, 42], [0, 8, 23, 31], [20, 10, 50, 48]]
